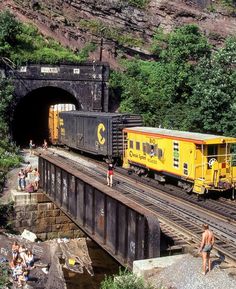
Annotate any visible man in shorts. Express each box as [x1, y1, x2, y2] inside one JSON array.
[[199, 224, 215, 275]]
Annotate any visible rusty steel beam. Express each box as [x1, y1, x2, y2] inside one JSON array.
[[38, 154, 160, 268]]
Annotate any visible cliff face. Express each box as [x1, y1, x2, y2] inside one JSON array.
[[1, 0, 236, 67]]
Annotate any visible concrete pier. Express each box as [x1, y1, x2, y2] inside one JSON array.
[[133, 254, 186, 279]]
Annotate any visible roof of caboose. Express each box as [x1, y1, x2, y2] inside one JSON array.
[[123, 127, 236, 144]]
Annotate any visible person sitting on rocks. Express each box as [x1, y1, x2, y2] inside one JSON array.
[[9, 259, 17, 280], [18, 268, 29, 287], [12, 241, 20, 261], [12, 258, 23, 282], [25, 182, 35, 193], [19, 245, 27, 266], [25, 250, 35, 269]]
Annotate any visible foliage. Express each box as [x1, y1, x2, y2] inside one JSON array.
[[125, 0, 150, 8], [221, 0, 236, 7], [187, 36, 236, 135], [0, 78, 21, 191], [0, 202, 14, 229], [100, 268, 155, 289], [219, 0, 236, 13], [79, 19, 143, 47], [0, 263, 10, 287], [111, 25, 236, 136], [0, 10, 22, 57], [111, 25, 210, 128], [0, 10, 91, 65], [151, 25, 211, 62]]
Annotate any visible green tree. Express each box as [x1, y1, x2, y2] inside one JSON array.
[[111, 25, 211, 129], [0, 10, 22, 56], [0, 77, 21, 189], [187, 37, 236, 135], [152, 25, 211, 63]]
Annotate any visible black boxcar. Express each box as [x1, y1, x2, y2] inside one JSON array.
[[58, 111, 142, 157]]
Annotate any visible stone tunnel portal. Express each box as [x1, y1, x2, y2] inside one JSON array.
[[12, 86, 78, 146]]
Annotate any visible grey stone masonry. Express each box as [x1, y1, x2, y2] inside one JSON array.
[[12, 189, 84, 240]]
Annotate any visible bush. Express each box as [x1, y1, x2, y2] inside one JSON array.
[[126, 0, 150, 8], [100, 269, 155, 289], [0, 202, 14, 230], [0, 263, 10, 287], [0, 10, 92, 65]]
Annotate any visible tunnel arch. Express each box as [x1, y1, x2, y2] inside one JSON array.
[[12, 86, 79, 146]]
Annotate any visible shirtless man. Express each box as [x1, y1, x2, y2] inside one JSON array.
[[199, 224, 215, 275]]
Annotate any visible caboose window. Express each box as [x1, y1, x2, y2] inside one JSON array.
[[136, 142, 140, 150], [183, 163, 188, 175], [143, 143, 147, 154], [208, 145, 217, 157], [207, 145, 218, 168], [129, 140, 134, 149], [173, 141, 179, 168]]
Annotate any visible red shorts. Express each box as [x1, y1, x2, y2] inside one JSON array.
[[108, 170, 113, 176]]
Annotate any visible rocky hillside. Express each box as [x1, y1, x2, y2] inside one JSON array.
[[1, 0, 235, 67]]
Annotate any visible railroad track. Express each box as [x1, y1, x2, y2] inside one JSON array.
[[39, 148, 236, 264], [118, 170, 236, 223]]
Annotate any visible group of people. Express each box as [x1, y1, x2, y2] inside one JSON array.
[[18, 163, 40, 193], [10, 241, 35, 287], [29, 139, 48, 156]]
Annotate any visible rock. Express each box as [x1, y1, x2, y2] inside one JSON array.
[[1, 0, 235, 67], [21, 229, 37, 242]]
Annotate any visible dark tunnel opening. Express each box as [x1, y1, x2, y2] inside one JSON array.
[[12, 87, 78, 147]]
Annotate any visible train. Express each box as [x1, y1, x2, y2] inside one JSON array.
[[49, 108, 143, 158], [48, 106, 236, 195]]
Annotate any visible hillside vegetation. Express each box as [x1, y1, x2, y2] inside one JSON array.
[[111, 25, 236, 136], [0, 10, 236, 137], [0, 10, 93, 65]]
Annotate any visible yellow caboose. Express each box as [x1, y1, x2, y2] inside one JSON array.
[[123, 127, 236, 195]]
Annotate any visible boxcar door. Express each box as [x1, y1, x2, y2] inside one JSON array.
[[69, 115, 77, 148], [76, 115, 84, 149]]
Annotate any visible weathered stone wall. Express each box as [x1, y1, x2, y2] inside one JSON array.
[[12, 190, 84, 240]]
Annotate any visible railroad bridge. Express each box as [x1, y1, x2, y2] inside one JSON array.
[[38, 153, 161, 268], [1, 63, 109, 145]]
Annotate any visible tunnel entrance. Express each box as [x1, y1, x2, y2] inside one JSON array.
[[12, 87, 78, 146]]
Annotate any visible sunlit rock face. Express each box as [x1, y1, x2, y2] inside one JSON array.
[[1, 0, 236, 67]]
